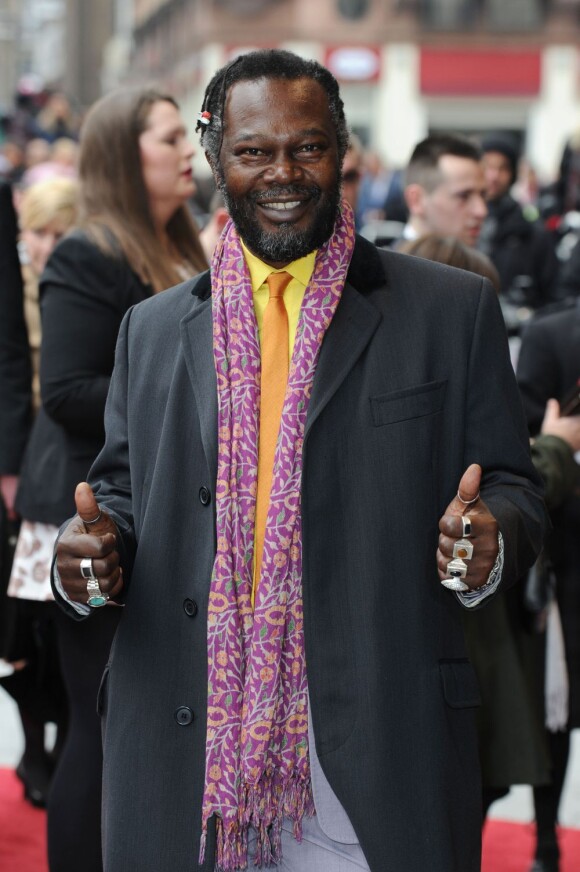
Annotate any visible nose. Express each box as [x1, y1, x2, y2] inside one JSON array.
[[265, 152, 302, 184], [472, 194, 488, 220]]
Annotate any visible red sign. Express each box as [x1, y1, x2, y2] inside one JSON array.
[[420, 48, 541, 96]]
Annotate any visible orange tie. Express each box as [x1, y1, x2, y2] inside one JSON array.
[[253, 271, 292, 599]]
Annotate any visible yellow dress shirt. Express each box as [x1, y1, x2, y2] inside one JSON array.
[[241, 241, 316, 360], [241, 242, 317, 601]]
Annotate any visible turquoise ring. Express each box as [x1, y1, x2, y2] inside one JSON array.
[[80, 558, 109, 608]]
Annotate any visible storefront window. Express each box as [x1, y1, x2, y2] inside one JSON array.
[[420, 0, 478, 30]]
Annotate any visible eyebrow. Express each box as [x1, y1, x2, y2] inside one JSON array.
[[231, 127, 330, 146]]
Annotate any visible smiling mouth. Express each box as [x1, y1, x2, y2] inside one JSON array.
[[260, 200, 303, 211]]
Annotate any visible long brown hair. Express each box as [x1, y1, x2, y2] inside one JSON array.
[[400, 234, 501, 292], [78, 86, 207, 291]]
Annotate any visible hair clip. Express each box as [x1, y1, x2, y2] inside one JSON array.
[[197, 110, 211, 126]]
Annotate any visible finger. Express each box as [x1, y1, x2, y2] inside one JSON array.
[[60, 527, 117, 558], [541, 398, 560, 432], [74, 481, 116, 536], [456, 463, 482, 508], [58, 555, 122, 603]]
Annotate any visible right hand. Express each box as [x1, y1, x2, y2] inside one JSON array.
[[56, 482, 123, 605], [541, 398, 580, 453]]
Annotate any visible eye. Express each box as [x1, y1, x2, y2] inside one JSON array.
[[239, 147, 265, 156]]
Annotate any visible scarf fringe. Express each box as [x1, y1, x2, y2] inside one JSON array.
[[200, 772, 315, 871]]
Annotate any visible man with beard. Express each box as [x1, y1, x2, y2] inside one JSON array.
[[53, 50, 546, 872]]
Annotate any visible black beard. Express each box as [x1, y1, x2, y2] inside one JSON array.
[[221, 182, 341, 263]]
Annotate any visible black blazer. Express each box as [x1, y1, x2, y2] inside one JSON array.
[[517, 301, 580, 726], [56, 237, 546, 872], [0, 183, 32, 475], [16, 230, 152, 524]]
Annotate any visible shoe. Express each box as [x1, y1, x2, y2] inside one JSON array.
[[529, 851, 559, 872], [530, 862, 559, 872]]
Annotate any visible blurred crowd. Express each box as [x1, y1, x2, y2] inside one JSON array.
[[1, 72, 580, 872]]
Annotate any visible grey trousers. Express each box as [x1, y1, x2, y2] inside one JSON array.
[[247, 814, 370, 871]]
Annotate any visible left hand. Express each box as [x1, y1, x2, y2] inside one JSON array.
[[437, 464, 499, 592]]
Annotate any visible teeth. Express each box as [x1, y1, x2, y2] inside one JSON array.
[[262, 201, 301, 211]]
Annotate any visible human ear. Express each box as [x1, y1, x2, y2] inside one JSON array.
[[404, 183, 427, 219]]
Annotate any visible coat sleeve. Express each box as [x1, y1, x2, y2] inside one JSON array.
[[530, 434, 580, 512], [51, 307, 138, 617], [88, 307, 138, 593], [0, 183, 32, 473], [516, 317, 561, 435], [463, 279, 548, 593]]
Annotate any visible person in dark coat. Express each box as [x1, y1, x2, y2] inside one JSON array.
[[0, 182, 31, 522], [517, 300, 580, 872], [556, 235, 580, 301], [53, 51, 546, 872], [479, 134, 561, 320], [15, 86, 207, 872], [1, 179, 78, 810]]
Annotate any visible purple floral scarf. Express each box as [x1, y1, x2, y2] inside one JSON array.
[[200, 202, 356, 870]]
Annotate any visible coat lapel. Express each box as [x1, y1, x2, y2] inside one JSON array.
[[306, 237, 385, 436], [180, 292, 218, 482], [178, 237, 386, 462]]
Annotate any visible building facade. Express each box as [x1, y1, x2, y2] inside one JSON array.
[[108, 0, 580, 181]]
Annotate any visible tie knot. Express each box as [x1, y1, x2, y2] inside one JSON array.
[[266, 271, 292, 300]]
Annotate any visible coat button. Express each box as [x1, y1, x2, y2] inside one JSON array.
[[183, 598, 198, 618], [199, 486, 211, 506], [175, 706, 194, 726]]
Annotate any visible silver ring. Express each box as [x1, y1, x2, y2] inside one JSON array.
[[446, 558, 468, 579], [86, 577, 109, 608], [461, 515, 473, 538], [457, 491, 480, 507], [441, 578, 470, 593], [83, 510, 102, 525], [80, 557, 96, 580], [453, 539, 474, 561]]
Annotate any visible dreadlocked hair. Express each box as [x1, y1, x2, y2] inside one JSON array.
[[196, 49, 349, 170]]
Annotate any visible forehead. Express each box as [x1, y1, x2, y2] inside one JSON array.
[[483, 150, 511, 168], [222, 77, 336, 142], [143, 99, 180, 130], [436, 154, 484, 190]]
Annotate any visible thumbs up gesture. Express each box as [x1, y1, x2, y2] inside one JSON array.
[[55, 482, 123, 606], [437, 464, 499, 592]]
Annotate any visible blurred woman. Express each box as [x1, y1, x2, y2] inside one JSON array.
[[1, 178, 78, 809], [14, 86, 207, 872]]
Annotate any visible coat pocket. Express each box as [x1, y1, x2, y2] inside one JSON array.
[[439, 659, 481, 709], [370, 380, 447, 427]]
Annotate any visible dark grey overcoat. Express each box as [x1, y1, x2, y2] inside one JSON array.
[[56, 237, 546, 872]]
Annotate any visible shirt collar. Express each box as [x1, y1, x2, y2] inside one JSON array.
[[241, 240, 317, 293]]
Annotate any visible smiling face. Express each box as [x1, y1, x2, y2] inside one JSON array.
[[139, 99, 196, 227], [214, 77, 342, 267]]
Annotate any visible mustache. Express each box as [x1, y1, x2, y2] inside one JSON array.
[[248, 185, 322, 203]]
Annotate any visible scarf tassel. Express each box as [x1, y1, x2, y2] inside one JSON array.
[[201, 773, 315, 870]]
